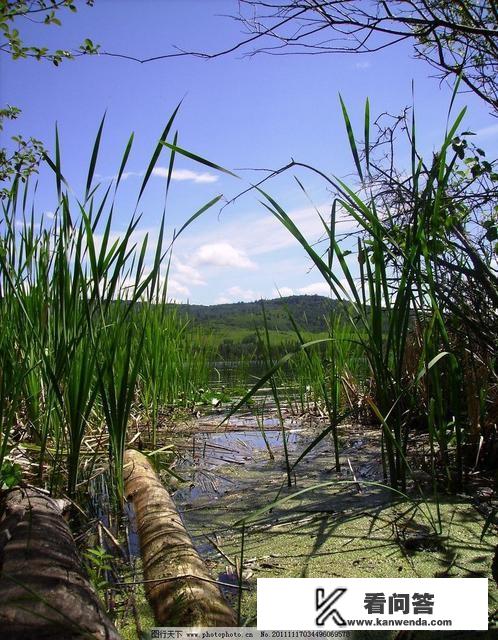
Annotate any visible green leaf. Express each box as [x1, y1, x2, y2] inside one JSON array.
[[115, 132, 134, 191], [85, 111, 106, 201], [160, 142, 239, 179], [173, 194, 223, 242], [136, 101, 182, 206], [364, 97, 370, 174], [339, 94, 363, 181]]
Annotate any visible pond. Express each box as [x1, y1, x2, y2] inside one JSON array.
[[121, 407, 498, 631], [161, 412, 498, 627]]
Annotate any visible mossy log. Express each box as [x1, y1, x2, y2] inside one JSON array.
[[123, 449, 237, 627], [0, 486, 120, 640]]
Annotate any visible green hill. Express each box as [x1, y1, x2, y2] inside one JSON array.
[[174, 295, 345, 353]]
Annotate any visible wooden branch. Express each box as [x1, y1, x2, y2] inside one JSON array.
[[0, 486, 120, 640], [123, 449, 237, 627]]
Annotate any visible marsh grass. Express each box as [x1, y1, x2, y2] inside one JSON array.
[[174, 90, 497, 503], [253, 96, 494, 496], [1, 95, 496, 630], [256, 301, 292, 486], [0, 108, 219, 504]]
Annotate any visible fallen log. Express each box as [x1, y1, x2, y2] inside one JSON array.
[[123, 449, 237, 627], [0, 486, 120, 640]]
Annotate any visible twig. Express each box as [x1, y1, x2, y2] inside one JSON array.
[[204, 534, 237, 567], [111, 574, 249, 591], [347, 457, 362, 493]]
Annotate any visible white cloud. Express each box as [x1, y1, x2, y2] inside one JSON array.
[[172, 260, 206, 286], [297, 282, 331, 296], [152, 167, 218, 183], [241, 205, 330, 256], [166, 278, 190, 300], [88, 200, 358, 304], [474, 123, 498, 138], [228, 286, 260, 300], [215, 285, 262, 304], [272, 275, 357, 300], [93, 227, 153, 259], [176, 203, 356, 261], [355, 61, 371, 70], [120, 171, 142, 180], [98, 167, 218, 184], [96, 170, 142, 182], [272, 286, 294, 297], [193, 243, 256, 269], [15, 219, 41, 230], [44, 210, 55, 219]]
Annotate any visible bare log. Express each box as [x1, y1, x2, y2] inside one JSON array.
[[123, 449, 237, 627], [0, 486, 120, 639]]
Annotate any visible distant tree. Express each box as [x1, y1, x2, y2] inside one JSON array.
[[0, 1, 99, 197]]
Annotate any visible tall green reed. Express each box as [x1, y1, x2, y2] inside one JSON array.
[[169, 92, 496, 496], [138, 295, 214, 448], [0, 106, 221, 503], [267, 305, 355, 472], [256, 301, 292, 486], [253, 97, 486, 492]]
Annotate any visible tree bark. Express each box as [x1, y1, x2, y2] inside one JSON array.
[[0, 486, 120, 640], [123, 449, 237, 627]]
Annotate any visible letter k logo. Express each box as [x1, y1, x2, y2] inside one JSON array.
[[315, 587, 347, 627]]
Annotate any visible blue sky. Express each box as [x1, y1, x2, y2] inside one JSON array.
[[1, 0, 497, 304]]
